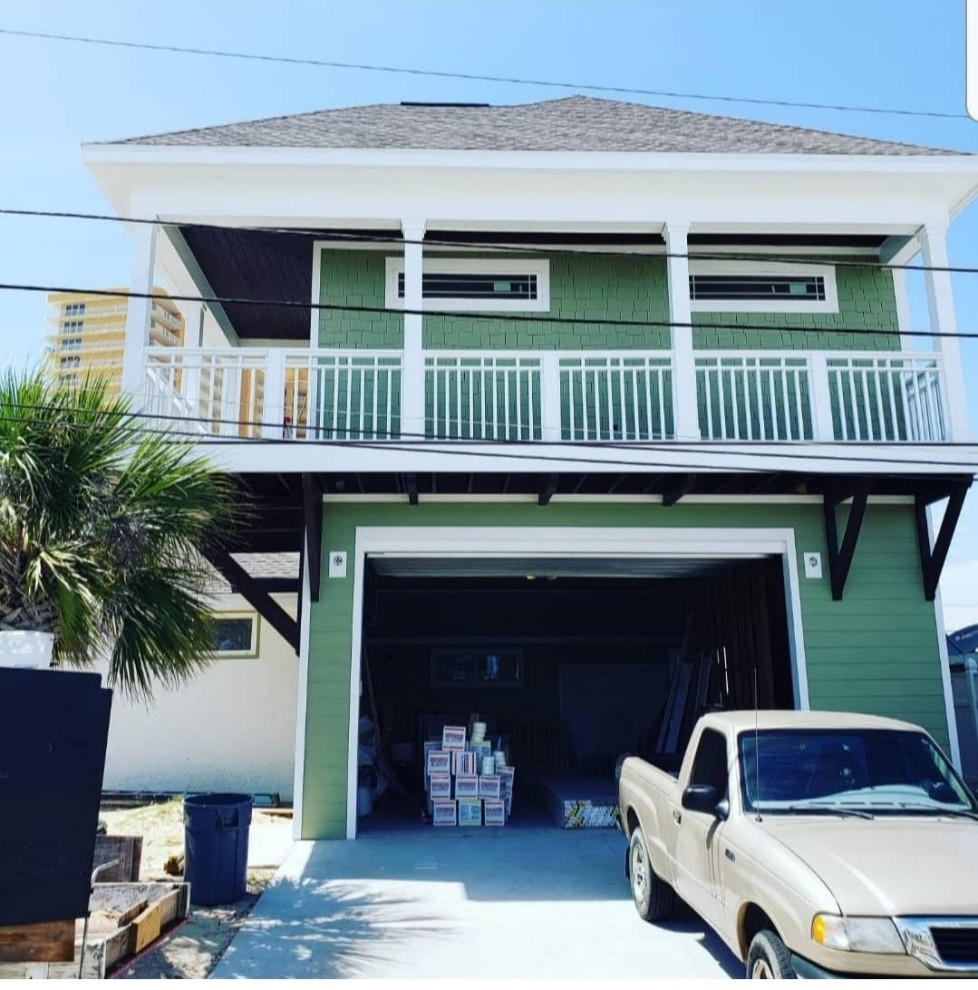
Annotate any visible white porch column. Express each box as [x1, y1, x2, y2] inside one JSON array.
[[541, 351, 562, 441], [919, 223, 970, 442], [664, 222, 700, 440], [121, 222, 158, 401], [401, 219, 426, 439], [180, 299, 203, 421]]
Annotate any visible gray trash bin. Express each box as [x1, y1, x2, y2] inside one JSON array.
[[184, 793, 252, 906]]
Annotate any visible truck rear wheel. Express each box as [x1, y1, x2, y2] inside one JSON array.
[[628, 826, 674, 922], [746, 930, 795, 979]]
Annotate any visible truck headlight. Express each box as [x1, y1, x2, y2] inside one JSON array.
[[811, 915, 905, 954]]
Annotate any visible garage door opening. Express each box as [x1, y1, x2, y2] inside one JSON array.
[[354, 554, 795, 833]]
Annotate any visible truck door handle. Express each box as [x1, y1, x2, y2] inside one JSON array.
[[672, 809, 682, 825]]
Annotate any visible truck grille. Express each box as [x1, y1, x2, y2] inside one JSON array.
[[931, 927, 978, 965]]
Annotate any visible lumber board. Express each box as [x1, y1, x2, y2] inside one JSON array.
[[128, 898, 165, 955], [0, 918, 75, 963]]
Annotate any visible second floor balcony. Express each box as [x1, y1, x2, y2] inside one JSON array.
[[142, 344, 949, 447]]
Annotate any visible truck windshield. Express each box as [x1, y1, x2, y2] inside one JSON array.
[[739, 729, 977, 816]]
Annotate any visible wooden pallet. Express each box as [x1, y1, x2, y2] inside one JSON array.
[[0, 882, 190, 979]]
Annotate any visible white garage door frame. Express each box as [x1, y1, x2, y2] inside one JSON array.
[[342, 525, 809, 839]]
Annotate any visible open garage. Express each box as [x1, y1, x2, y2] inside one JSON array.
[[354, 551, 796, 832]]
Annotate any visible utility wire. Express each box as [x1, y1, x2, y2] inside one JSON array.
[[6, 279, 969, 342], [4, 398, 978, 472], [0, 208, 966, 276], [0, 26, 967, 121]]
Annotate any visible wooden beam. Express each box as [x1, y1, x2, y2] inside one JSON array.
[[302, 474, 323, 604], [203, 547, 299, 653], [823, 483, 869, 601], [916, 481, 971, 601], [662, 474, 696, 507], [405, 473, 418, 505], [538, 474, 559, 506]]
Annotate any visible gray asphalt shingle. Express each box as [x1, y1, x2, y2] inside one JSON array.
[[108, 95, 959, 155]]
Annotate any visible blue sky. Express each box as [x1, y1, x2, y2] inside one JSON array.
[[1, 0, 977, 626]]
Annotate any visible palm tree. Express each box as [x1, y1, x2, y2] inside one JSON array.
[[0, 370, 235, 699]]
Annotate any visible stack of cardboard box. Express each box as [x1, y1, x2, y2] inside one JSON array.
[[424, 723, 514, 827]]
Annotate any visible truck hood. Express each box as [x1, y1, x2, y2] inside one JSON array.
[[761, 817, 978, 916]]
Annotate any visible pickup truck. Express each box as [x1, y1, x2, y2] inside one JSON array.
[[618, 710, 978, 978]]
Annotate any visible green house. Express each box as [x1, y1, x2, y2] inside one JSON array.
[[85, 97, 978, 839]]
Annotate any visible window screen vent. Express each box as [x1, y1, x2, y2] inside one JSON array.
[[689, 273, 826, 303], [397, 271, 538, 301]]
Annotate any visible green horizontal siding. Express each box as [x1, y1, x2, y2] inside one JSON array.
[[301, 500, 947, 839]]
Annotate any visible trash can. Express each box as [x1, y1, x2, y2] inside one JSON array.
[[184, 793, 252, 906]]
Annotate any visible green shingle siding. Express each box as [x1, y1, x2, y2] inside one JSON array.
[[301, 500, 947, 839], [692, 264, 899, 351], [317, 249, 899, 353]]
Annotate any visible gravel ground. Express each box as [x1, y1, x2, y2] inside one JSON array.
[[98, 800, 287, 978]]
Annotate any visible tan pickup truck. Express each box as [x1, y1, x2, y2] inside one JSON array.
[[618, 710, 978, 978]]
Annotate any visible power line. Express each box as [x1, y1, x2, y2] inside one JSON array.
[[5, 398, 978, 473], [0, 26, 967, 121], [0, 207, 967, 276], [8, 278, 972, 343]]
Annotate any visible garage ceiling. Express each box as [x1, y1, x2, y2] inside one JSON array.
[[367, 555, 766, 580]]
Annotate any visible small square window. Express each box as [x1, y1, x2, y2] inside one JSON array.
[[211, 614, 258, 657]]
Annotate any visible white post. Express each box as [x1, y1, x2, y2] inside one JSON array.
[[664, 222, 700, 440], [181, 299, 203, 425], [263, 348, 287, 439], [808, 353, 836, 442], [541, 352, 562, 442], [401, 220, 426, 440], [121, 222, 158, 401], [919, 223, 970, 442]]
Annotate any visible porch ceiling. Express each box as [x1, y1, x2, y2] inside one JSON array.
[[173, 225, 891, 341]]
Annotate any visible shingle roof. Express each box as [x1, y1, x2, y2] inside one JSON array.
[[110, 95, 959, 155]]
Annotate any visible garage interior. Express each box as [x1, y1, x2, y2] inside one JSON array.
[[356, 554, 795, 831]]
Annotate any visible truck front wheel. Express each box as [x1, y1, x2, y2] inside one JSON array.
[[628, 826, 674, 922], [746, 930, 796, 979]]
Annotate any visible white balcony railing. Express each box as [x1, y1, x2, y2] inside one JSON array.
[[560, 353, 673, 441], [825, 353, 947, 443], [425, 352, 542, 441], [282, 350, 401, 440], [139, 345, 951, 447], [696, 353, 813, 442], [143, 347, 266, 438]]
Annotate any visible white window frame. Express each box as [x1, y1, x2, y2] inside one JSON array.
[[384, 257, 550, 313], [210, 611, 260, 658], [689, 260, 839, 314]]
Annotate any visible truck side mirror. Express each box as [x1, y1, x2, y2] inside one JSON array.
[[682, 783, 719, 816]]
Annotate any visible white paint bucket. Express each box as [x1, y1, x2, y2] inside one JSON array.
[[493, 751, 507, 767], [481, 756, 496, 775], [471, 721, 487, 742]]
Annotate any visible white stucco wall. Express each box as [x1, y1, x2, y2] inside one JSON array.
[[100, 594, 299, 801]]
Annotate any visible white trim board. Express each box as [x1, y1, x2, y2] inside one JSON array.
[[689, 259, 839, 314], [383, 256, 551, 312], [343, 524, 810, 839]]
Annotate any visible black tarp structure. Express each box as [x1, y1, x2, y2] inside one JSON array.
[[0, 668, 112, 927]]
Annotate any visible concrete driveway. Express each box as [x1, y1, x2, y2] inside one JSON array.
[[212, 827, 739, 979]]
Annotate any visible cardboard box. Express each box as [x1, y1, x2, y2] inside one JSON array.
[[454, 774, 479, 799], [458, 798, 482, 826], [484, 799, 505, 826], [470, 739, 492, 761], [432, 800, 457, 826], [497, 765, 515, 789], [429, 773, 452, 799], [478, 775, 503, 799], [442, 725, 467, 750], [427, 749, 451, 775], [453, 751, 476, 776]]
